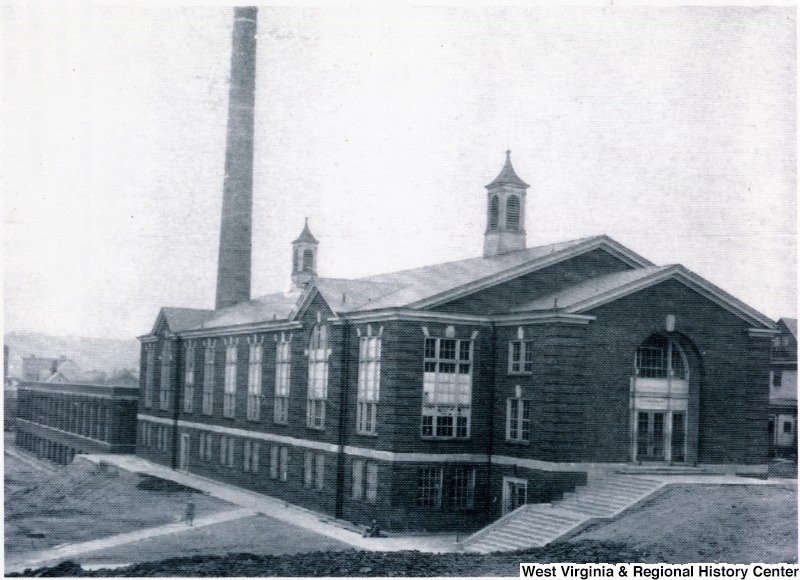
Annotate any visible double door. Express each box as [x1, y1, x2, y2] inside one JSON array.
[[636, 410, 685, 463]]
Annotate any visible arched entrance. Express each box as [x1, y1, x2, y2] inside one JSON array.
[[631, 335, 690, 463]]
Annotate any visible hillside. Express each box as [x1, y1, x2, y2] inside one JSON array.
[[4, 332, 139, 379]]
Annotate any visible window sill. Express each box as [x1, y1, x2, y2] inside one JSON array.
[[306, 426, 326, 431], [273, 421, 289, 426], [355, 431, 378, 437]]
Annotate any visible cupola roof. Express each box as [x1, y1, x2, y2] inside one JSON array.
[[293, 218, 318, 244], [486, 150, 529, 189]]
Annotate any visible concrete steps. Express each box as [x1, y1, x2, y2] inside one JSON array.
[[465, 475, 666, 553]]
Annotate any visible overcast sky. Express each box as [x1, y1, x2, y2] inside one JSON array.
[[3, 4, 796, 339]]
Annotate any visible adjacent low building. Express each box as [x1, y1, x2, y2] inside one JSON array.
[[15, 381, 138, 464], [769, 318, 797, 459]]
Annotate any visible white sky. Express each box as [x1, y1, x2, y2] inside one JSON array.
[[3, 3, 796, 339]]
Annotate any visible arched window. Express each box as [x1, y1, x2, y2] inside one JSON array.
[[635, 335, 687, 379], [302, 249, 315, 273], [489, 196, 499, 229], [506, 196, 520, 230]]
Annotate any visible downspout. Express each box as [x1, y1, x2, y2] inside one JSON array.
[[171, 336, 183, 470], [335, 321, 351, 519], [486, 323, 497, 518]]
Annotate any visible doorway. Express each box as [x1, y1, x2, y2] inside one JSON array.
[[502, 477, 528, 514]]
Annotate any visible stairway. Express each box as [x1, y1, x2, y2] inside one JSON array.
[[465, 475, 665, 553]]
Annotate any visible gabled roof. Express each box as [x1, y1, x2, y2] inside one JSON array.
[[153, 307, 215, 334], [778, 318, 797, 340], [510, 264, 775, 328], [486, 150, 529, 189]]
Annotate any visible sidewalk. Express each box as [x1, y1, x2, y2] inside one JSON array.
[[6, 508, 257, 574], [77, 454, 461, 554]]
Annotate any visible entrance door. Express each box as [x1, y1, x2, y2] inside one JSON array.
[[636, 411, 666, 461], [502, 477, 528, 514], [179, 433, 190, 471]]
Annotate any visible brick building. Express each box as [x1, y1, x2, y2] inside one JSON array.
[[16, 381, 138, 464], [769, 318, 797, 458], [136, 7, 778, 532]]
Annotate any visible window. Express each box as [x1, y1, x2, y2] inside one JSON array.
[[243, 440, 259, 473], [416, 467, 443, 507], [488, 195, 499, 229], [144, 345, 156, 408], [507, 398, 531, 443], [184, 342, 195, 413], [508, 340, 534, 374], [365, 462, 378, 503], [357, 335, 381, 435], [219, 435, 235, 467], [451, 467, 476, 509], [280, 446, 289, 481], [223, 342, 238, 418], [141, 423, 153, 447], [635, 336, 687, 379], [421, 337, 472, 438], [269, 445, 279, 479], [306, 325, 329, 429], [157, 426, 168, 451], [274, 337, 291, 424], [352, 459, 364, 500], [772, 371, 783, 389], [506, 195, 520, 229], [160, 342, 174, 410], [202, 341, 216, 415], [304, 451, 314, 488], [315, 454, 325, 490], [247, 341, 263, 421], [784, 421, 793, 434], [302, 249, 314, 272]]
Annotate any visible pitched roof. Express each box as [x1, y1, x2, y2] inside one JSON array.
[[156, 307, 215, 333], [293, 218, 318, 244], [779, 318, 797, 340], [509, 266, 672, 312], [486, 150, 529, 189], [199, 291, 304, 329]]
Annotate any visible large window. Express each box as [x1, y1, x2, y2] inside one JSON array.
[[635, 336, 687, 379], [421, 337, 472, 438], [274, 337, 291, 424], [508, 340, 534, 374], [247, 341, 263, 421], [184, 342, 195, 413], [352, 459, 364, 500], [159, 342, 174, 410], [315, 454, 325, 491], [416, 467, 443, 508], [507, 398, 531, 443], [365, 462, 378, 503], [269, 445, 279, 479], [243, 440, 260, 473], [219, 435, 235, 467], [451, 467, 476, 509], [144, 344, 156, 408], [202, 340, 216, 415], [306, 325, 330, 429], [223, 342, 238, 418], [357, 335, 381, 435], [353, 460, 379, 503], [198, 433, 214, 461], [280, 446, 289, 481], [304, 451, 314, 488]]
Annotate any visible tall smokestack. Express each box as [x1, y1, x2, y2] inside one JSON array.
[[216, 7, 257, 310]]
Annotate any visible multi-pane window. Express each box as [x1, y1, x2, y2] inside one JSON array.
[[223, 342, 238, 418], [352, 459, 364, 500], [202, 341, 216, 415], [198, 433, 214, 461], [357, 335, 381, 435], [160, 341, 174, 410], [416, 467, 443, 507], [507, 398, 531, 443], [508, 340, 534, 374], [144, 345, 156, 408], [247, 341, 263, 421], [304, 451, 314, 488], [157, 426, 168, 451], [451, 467, 476, 509], [306, 325, 329, 429], [269, 445, 279, 479], [365, 462, 378, 503], [280, 446, 289, 481], [243, 440, 260, 473], [421, 337, 473, 438], [219, 435, 235, 467], [274, 337, 291, 424], [141, 423, 153, 447], [184, 342, 196, 413], [635, 336, 687, 379]]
